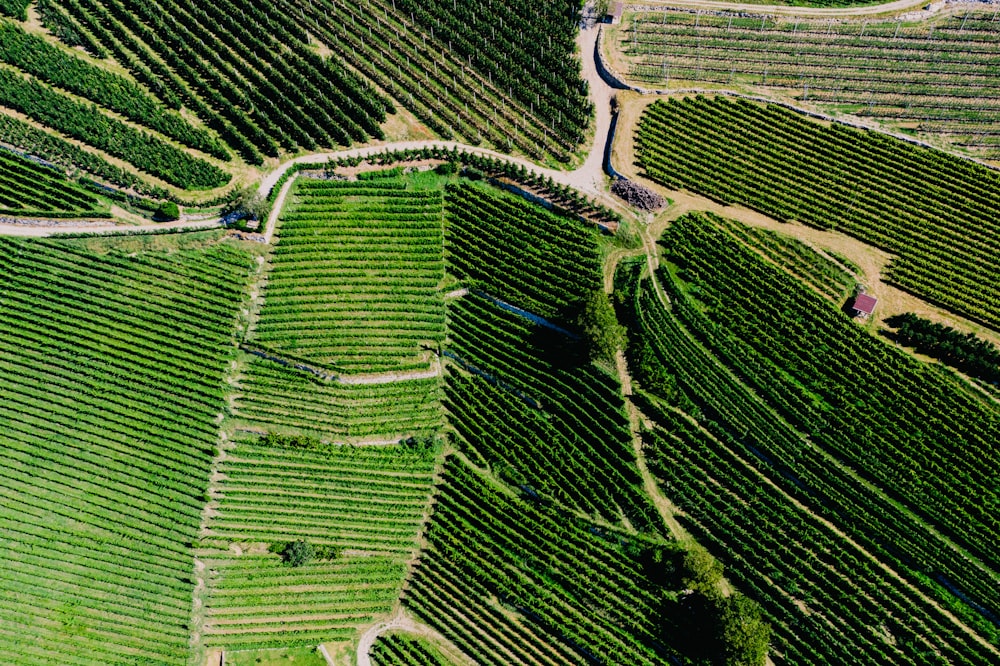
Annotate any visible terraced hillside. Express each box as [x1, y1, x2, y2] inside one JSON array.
[[0, 148, 109, 217], [405, 456, 705, 665], [0, 233, 254, 664], [253, 175, 446, 375], [637, 95, 1000, 328], [616, 8, 1000, 159], [0, 0, 589, 206], [197, 442, 437, 652], [617, 213, 1000, 663]]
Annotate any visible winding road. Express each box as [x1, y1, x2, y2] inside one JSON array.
[[0, 21, 617, 239], [0, 0, 984, 239]]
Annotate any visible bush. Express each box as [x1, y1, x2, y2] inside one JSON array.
[[578, 289, 627, 363], [279, 539, 314, 567], [273, 539, 339, 567], [154, 201, 180, 221]]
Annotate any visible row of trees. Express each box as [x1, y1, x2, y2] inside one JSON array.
[[0, 67, 228, 189], [886, 313, 1000, 384]]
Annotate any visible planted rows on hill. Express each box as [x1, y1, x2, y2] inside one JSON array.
[[200, 442, 436, 651], [0, 235, 253, 664], [254, 177, 445, 375], [0, 20, 227, 160], [624, 11, 1000, 156], [444, 294, 657, 531], [370, 633, 453, 666], [444, 181, 600, 321], [49, 0, 387, 164], [637, 95, 1000, 327], [0, 65, 228, 189], [0, 149, 107, 217], [617, 213, 1000, 659], [405, 457, 687, 666], [234, 356, 443, 443], [0, 114, 167, 196]]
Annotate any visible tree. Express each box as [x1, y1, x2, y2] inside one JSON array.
[[154, 200, 180, 221], [578, 289, 627, 363], [717, 594, 771, 666], [279, 539, 315, 567], [681, 544, 723, 597]]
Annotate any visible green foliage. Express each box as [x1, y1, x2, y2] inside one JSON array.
[[280, 539, 315, 567], [638, 95, 1000, 327], [681, 544, 724, 597], [434, 161, 458, 176], [238, 359, 442, 442], [405, 457, 692, 664], [276, 540, 340, 567], [0, 114, 167, 197], [357, 166, 404, 180], [617, 218, 1000, 664], [0, 237, 254, 663], [446, 291, 659, 530], [445, 182, 600, 322], [0, 67, 229, 189], [578, 289, 626, 363], [886, 313, 1000, 384], [224, 185, 271, 223], [36, 0, 106, 57], [626, 11, 1000, 150], [154, 200, 180, 221], [0, 21, 227, 160], [0, 149, 106, 216], [0, 0, 28, 20], [254, 177, 445, 374], [717, 594, 771, 666], [369, 633, 456, 666], [201, 442, 435, 650]]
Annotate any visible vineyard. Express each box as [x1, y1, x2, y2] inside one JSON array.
[[197, 441, 437, 652], [252, 175, 446, 375], [0, 148, 108, 217], [369, 633, 454, 666], [0, 233, 254, 664], [618, 9, 1000, 158], [636, 95, 1000, 328], [233, 357, 443, 443], [404, 456, 690, 666], [616, 212, 1000, 662], [3, 0, 999, 655], [0, 0, 589, 203]]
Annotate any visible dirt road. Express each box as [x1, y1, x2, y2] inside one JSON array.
[[628, 0, 960, 18]]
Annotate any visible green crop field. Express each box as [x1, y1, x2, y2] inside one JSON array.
[[0, 149, 109, 217], [253, 176, 446, 375], [637, 96, 1000, 328], [1, 2, 999, 665], [0, 233, 254, 664], [616, 212, 1000, 662], [197, 442, 437, 651], [620, 9, 1000, 157]]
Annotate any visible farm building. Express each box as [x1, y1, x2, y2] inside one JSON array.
[[850, 292, 878, 317], [607, 2, 624, 24]]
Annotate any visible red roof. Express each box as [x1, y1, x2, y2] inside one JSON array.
[[852, 293, 878, 315], [610, 2, 624, 17]]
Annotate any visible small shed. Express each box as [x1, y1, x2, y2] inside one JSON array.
[[607, 2, 624, 24], [850, 292, 878, 317]]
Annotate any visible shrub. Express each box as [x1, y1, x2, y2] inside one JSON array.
[[154, 201, 180, 221]]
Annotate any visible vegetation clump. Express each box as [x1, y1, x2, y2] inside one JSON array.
[[886, 313, 1000, 384], [273, 539, 339, 567], [578, 289, 627, 363], [154, 200, 180, 221]]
